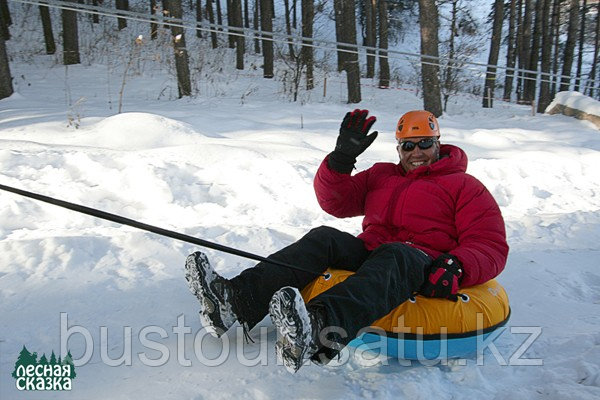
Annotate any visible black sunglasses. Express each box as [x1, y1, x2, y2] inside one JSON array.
[[399, 138, 438, 152]]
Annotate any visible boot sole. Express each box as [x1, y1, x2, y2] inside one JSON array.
[[185, 251, 234, 337], [269, 287, 313, 373]]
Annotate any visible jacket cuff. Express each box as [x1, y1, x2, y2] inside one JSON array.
[[327, 151, 356, 174]]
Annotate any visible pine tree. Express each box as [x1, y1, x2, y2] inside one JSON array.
[[38, 353, 49, 365], [49, 350, 57, 365], [11, 346, 36, 378], [63, 351, 77, 379]]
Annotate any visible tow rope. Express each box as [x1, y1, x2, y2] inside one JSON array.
[[0, 183, 328, 278]]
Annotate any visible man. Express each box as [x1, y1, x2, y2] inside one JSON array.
[[185, 110, 508, 373]]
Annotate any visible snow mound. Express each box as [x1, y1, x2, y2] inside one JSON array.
[[83, 113, 205, 150], [546, 91, 600, 117]]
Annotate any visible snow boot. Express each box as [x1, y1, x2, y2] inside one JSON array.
[[269, 286, 323, 373], [185, 251, 238, 338]]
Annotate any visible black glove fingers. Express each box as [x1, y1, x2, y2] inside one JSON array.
[[341, 112, 353, 129], [362, 131, 378, 148], [356, 110, 368, 130], [349, 109, 363, 130], [362, 116, 376, 134]]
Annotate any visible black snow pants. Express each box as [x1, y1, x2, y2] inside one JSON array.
[[229, 226, 431, 355]]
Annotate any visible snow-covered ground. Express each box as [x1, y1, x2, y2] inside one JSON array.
[[1, 59, 600, 399]]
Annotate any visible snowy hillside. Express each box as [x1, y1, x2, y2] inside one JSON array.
[[1, 58, 600, 399]]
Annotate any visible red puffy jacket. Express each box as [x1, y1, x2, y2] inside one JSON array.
[[314, 144, 509, 287]]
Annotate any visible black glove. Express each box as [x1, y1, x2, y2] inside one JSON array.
[[420, 254, 463, 302], [328, 109, 378, 173]]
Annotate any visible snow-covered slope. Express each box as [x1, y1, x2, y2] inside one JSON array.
[[1, 61, 600, 399]]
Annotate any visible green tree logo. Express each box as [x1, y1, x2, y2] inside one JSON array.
[[62, 351, 77, 379], [12, 345, 77, 391], [11, 346, 37, 379]]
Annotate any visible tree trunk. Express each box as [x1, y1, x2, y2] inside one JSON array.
[[244, 0, 249, 28], [339, 0, 361, 103], [574, 0, 587, 92], [92, 0, 99, 23], [253, 0, 260, 53], [151, 0, 159, 39], [301, 0, 314, 89], [216, 0, 223, 28], [196, 0, 203, 38], [283, 0, 295, 58], [39, 5, 56, 55], [483, 0, 504, 108], [227, 0, 236, 48], [560, 0, 579, 92], [537, 0, 552, 113], [503, 0, 517, 101], [523, 0, 543, 103], [0, 0, 9, 40], [587, 2, 600, 98], [442, 0, 458, 111], [62, 1, 80, 65], [515, 0, 523, 100], [260, 0, 274, 78], [418, 0, 442, 116], [378, 0, 390, 88], [116, 0, 128, 30], [333, 0, 361, 103], [206, 0, 219, 48], [0, 34, 12, 99], [167, 0, 192, 97], [550, 0, 560, 97], [333, 0, 346, 72], [233, 0, 245, 69], [0, 0, 11, 29], [365, 0, 376, 79], [517, 0, 533, 103], [293, 0, 297, 28]]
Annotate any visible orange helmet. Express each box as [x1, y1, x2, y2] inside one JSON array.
[[395, 111, 440, 139]]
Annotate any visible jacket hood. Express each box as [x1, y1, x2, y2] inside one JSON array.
[[399, 144, 467, 177]]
